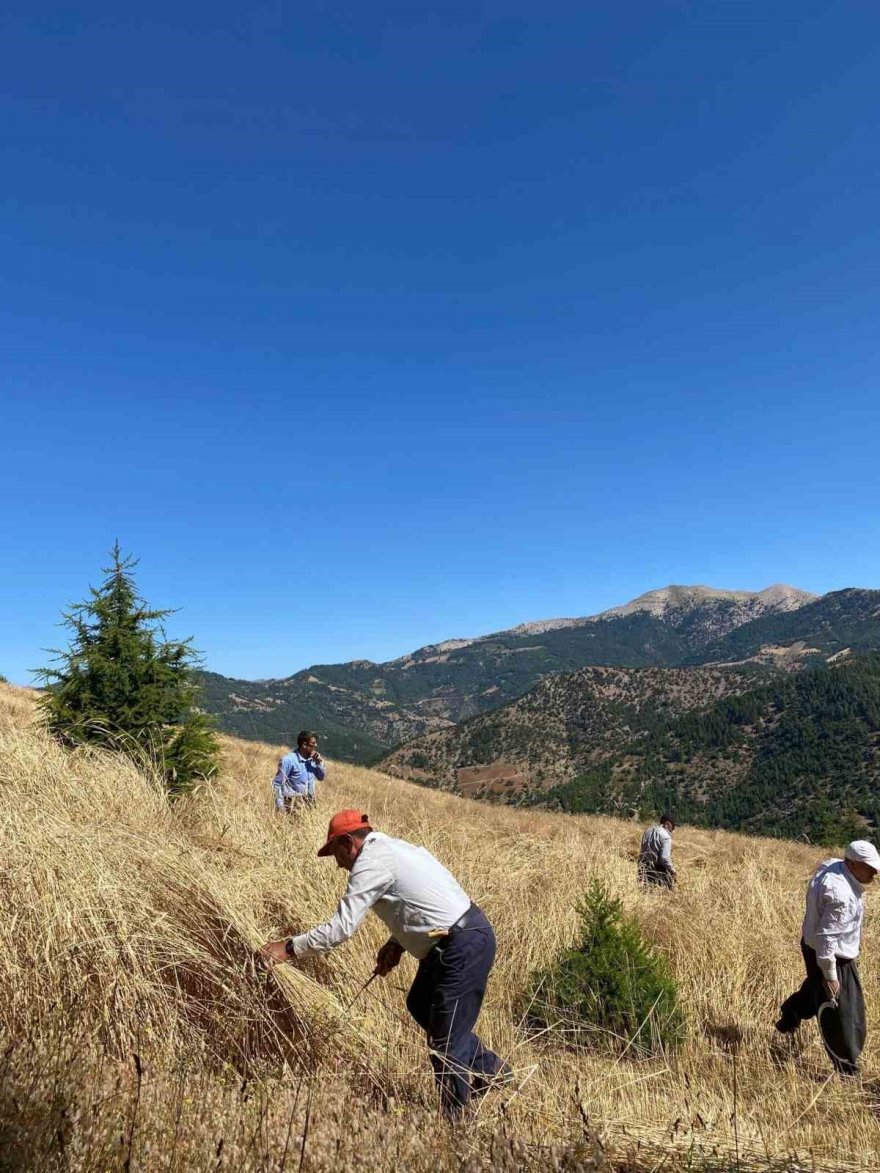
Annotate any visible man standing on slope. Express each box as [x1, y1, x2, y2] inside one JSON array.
[[273, 730, 326, 811], [776, 840, 880, 1075], [260, 810, 508, 1117], [638, 813, 677, 888]]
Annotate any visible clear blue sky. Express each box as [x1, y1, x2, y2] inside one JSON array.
[[2, 3, 879, 685]]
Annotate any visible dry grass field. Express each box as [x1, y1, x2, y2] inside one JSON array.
[[1, 681, 878, 1171]]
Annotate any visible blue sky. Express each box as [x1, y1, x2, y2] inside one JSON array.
[[2, 2, 879, 685]]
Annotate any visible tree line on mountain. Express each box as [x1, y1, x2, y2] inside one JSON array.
[[541, 655, 880, 846], [391, 663, 771, 798]]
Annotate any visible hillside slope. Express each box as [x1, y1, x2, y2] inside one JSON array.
[[381, 663, 766, 797], [2, 683, 879, 1171], [195, 667, 422, 763], [544, 655, 880, 844], [197, 584, 814, 762]]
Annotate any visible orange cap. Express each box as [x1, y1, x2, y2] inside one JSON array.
[[317, 810, 373, 856]]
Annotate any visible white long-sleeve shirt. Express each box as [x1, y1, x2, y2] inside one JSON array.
[[290, 831, 472, 961], [802, 858, 865, 981], [639, 825, 673, 870]]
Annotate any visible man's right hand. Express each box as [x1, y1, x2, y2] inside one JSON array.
[[260, 939, 292, 966], [375, 939, 404, 977], [824, 978, 840, 1001]]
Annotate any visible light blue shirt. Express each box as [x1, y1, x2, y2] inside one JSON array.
[[274, 750, 326, 799]]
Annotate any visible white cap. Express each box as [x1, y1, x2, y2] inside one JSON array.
[[845, 840, 880, 872]]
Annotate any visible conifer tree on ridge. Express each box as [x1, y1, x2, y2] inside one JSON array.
[[36, 542, 219, 795]]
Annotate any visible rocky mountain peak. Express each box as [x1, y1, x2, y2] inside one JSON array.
[[499, 584, 815, 640], [599, 583, 815, 621]]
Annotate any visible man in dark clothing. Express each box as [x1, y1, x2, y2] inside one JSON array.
[[778, 940, 866, 1075]]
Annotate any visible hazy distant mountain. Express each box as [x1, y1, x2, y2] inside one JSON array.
[[196, 583, 815, 761], [597, 583, 814, 632], [496, 583, 813, 640]]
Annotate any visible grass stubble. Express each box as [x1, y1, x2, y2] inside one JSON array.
[[0, 684, 877, 1171]]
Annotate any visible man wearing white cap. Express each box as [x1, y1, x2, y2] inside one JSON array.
[[776, 839, 880, 1075]]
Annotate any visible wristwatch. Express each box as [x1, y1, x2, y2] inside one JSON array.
[[284, 938, 296, 958]]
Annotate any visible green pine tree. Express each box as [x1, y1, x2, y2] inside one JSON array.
[[36, 543, 219, 796], [525, 881, 685, 1056]]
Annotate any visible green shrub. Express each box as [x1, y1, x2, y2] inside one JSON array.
[[525, 880, 685, 1056]]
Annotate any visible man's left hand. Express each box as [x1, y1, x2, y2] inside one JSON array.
[[823, 978, 840, 1001], [260, 939, 292, 965]]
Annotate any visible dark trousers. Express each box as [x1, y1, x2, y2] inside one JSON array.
[[779, 940, 866, 1075], [406, 904, 503, 1116], [638, 863, 674, 889]]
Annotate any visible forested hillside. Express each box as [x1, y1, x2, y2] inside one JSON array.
[[545, 655, 880, 844], [195, 669, 399, 762], [691, 588, 880, 665], [381, 663, 765, 797]]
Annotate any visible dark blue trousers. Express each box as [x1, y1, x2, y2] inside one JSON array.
[[406, 905, 503, 1116]]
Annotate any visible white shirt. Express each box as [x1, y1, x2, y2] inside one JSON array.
[[639, 825, 673, 869], [802, 858, 865, 981], [290, 831, 472, 961]]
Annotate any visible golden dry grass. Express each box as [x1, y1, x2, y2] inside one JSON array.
[[1, 681, 878, 1171]]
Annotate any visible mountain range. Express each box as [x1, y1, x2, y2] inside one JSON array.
[[196, 582, 818, 761], [379, 589, 880, 841], [196, 583, 880, 842]]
